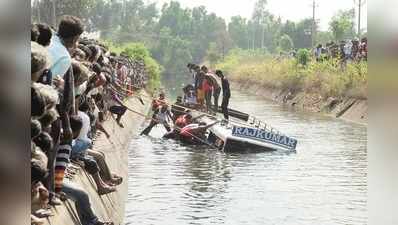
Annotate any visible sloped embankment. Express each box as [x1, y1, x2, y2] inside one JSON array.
[[45, 95, 149, 225], [233, 81, 367, 125]]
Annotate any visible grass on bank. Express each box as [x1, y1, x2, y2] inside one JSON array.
[[103, 40, 162, 91], [216, 48, 367, 100]]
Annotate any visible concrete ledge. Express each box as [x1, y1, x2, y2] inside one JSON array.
[[232, 81, 367, 125], [45, 95, 149, 225]]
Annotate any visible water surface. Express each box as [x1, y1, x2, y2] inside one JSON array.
[[125, 91, 367, 225]]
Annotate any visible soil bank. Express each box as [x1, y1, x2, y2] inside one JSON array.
[[232, 81, 367, 125], [44, 93, 150, 225]]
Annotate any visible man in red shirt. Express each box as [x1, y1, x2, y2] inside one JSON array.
[[202, 75, 213, 113]]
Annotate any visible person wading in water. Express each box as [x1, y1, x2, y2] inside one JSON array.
[[140, 105, 173, 136], [216, 70, 231, 120]]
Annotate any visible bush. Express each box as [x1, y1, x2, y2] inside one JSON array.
[[216, 48, 367, 99], [296, 48, 311, 66]]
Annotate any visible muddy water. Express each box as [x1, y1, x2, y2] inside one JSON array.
[[125, 90, 367, 225]]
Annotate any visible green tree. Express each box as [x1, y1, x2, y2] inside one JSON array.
[[206, 42, 221, 66], [316, 31, 334, 45], [329, 9, 355, 41], [293, 18, 313, 49], [279, 34, 294, 52], [228, 16, 249, 49]]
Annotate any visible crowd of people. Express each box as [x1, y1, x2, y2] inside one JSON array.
[[31, 15, 148, 225], [313, 37, 368, 63], [140, 64, 231, 147]]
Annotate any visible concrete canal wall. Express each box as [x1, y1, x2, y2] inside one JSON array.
[[45, 95, 149, 225], [232, 81, 367, 125]]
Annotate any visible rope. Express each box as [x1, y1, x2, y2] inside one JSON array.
[[123, 105, 220, 150], [121, 90, 284, 135]]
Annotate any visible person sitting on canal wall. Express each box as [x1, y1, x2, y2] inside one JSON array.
[[141, 105, 173, 136], [105, 84, 128, 128], [216, 70, 231, 120], [31, 14, 153, 225], [70, 99, 117, 195]]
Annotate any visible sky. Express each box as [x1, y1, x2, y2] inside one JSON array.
[[149, 0, 367, 32]]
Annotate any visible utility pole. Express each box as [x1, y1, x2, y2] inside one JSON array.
[[354, 0, 366, 37], [261, 11, 265, 50], [311, 0, 316, 48]]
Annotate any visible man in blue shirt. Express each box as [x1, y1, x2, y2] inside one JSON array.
[[48, 15, 84, 78]]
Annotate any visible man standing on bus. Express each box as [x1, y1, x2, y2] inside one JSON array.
[[216, 70, 230, 120]]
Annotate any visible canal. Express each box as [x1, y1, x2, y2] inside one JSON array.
[[125, 89, 367, 225]]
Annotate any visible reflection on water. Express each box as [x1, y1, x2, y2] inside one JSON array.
[[125, 91, 367, 225]]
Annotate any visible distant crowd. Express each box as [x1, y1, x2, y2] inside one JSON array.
[[284, 37, 368, 64], [31, 15, 148, 225], [313, 37, 368, 62]]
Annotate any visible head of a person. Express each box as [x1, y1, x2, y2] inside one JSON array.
[[159, 93, 165, 100], [33, 132, 53, 154], [317, 44, 322, 49], [70, 115, 83, 139], [31, 86, 46, 119], [31, 119, 42, 139], [87, 44, 101, 63], [215, 70, 224, 78], [185, 113, 193, 121], [201, 65, 208, 73], [79, 99, 90, 113], [161, 105, 168, 113], [79, 44, 92, 61], [176, 96, 182, 103], [31, 159, 48, 185], [92, 62, 102, 75], [72, 48, 86, 61], [31, 24, 39, 42], [71, 60, 89, 87], [32, 82, 59, 111], [38, 108, 59, 130], [31, 41, 51, 82], [35, 23, 52, 47], [58, 15, 84, 51], [117, 61, 123, 69]]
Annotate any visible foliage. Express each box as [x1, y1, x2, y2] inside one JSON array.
[[31, 0, 365, 89], [279, 34, 294, 52], [216, 49, 367, 99], [106, 41, 162, 91], [296, 49, 311, 66], [206, 42, 222, 67], [329, 9, 356, 41]]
